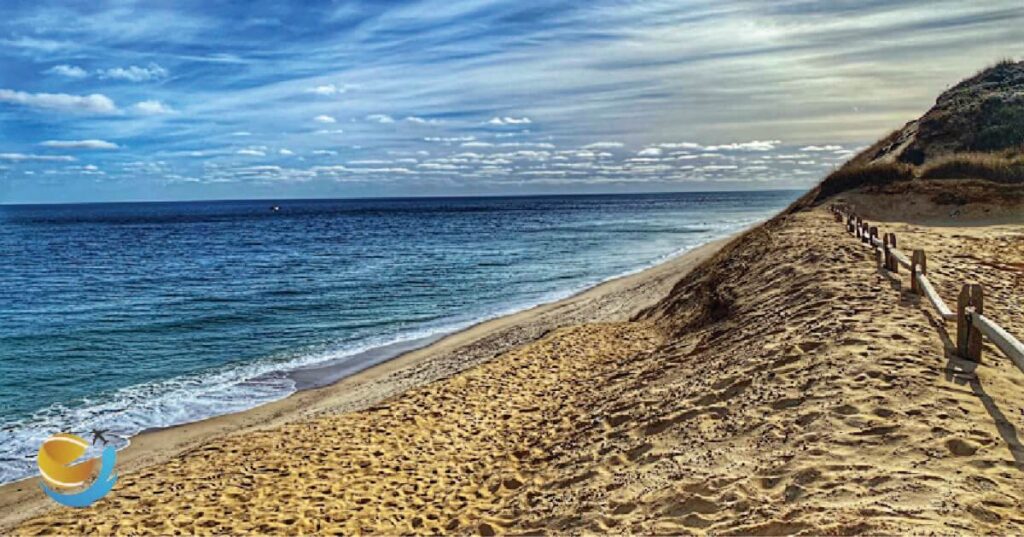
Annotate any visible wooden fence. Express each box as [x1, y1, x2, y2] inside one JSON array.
[[829, 204, 1024, 370]]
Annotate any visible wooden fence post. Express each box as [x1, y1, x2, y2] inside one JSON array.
[[888, 234, 898, 273], [882, 233, 891, 270], [910, 250, 926, 294], [869, 227, 880, 263], [957, 284, 984, 362], [861, 223, 870, 244]]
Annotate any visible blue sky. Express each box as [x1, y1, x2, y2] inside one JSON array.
[[0, 1, 1021, 203]]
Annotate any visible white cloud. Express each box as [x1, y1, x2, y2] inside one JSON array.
[[0, 89, 118, 114], [404, 116, 440, 124], [425, 136, 475, 143], [366, 114, 395, 123], [637, 147, 663, 157], [133, 100, 176, 115], [40, 139, 119, 150], [310, 84, 347, 96], [279, 148, 295, 156], [800, 144, 844, 152], [46, 64, 88, 78], [237, 149, 266, 156], [99, 63, 168, 82], [704, 140, 781, 151], [314, 128, 344, 134], [312, 149, 338, 156], [230, 131, 252, 137], [487, 116, 532, 125], [0, 153, 76, 162], [313, 114, 337, 123], [582, 142, 623, 149], [462, 141, 494, 148], [659, 142, 703, 150]]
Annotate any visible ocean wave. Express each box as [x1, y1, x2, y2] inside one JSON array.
[[0, 213, 772, 485]]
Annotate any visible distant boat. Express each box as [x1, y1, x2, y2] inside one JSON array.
[[271, 205, 280, 212]]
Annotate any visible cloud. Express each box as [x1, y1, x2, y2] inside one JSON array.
[[704, 140, 781, 151], [310, 84, 347, 96], [6, 0, 1017, 199], [404, 116, 440, 124], [44, 63, 168, 82], [0, 89, 119, 114], [237, 148, 266, 156], [366, 114, 395, 123], [230, 131, 252, 137], [425, 136, 475, 143], [278, 148, 294, 155], [46, 64, 88, 78], [659, 142, 703, 150], [133, 100, 176, 115], [39, 139, 119, 150], [800, 144, 844, 152], [637, 147, 663, 157], [98, 63, 169, 82], [487, 116, 532, 126], [0, 153, 76, 162], [313, 114, 337, 123]]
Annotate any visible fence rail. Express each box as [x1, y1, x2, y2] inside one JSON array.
[[829, 203, 1024, 368]]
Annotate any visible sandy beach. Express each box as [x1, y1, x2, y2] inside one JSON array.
[[8, 191, 1024, 534], [0, 232, 729, 532]]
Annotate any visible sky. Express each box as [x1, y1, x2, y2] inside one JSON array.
[[0, 1, 1021, 203]]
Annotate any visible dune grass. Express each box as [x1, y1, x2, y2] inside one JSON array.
[[814, 162, 914, 200], [919, 152, 1024, 184]]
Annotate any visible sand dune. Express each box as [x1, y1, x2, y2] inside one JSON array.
[[13, 199, 1024, 535]]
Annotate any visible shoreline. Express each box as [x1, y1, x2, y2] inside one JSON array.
[[0, 233, 734, 530]]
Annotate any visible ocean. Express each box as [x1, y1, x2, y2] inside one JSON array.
[[0, 191, 797, 483]]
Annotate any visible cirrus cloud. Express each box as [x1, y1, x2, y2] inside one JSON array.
[[39, 139, 119, 150], [0, 152, 77, 162]]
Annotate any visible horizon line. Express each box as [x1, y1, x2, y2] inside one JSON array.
[[0, 188, 806, 208]]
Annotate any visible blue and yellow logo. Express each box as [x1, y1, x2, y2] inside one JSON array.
[[37, 433, 117, 508]]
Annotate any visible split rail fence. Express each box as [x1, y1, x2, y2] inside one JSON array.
[[828, 204, 1024, 371]]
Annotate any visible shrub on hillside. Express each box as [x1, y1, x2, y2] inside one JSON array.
[[920, 152, 1024, 184], [814, 162, 914, 199]]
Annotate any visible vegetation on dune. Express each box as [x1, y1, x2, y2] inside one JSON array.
[[796, 59, 1024, 205], [919, 152, 1024, 184], [814, 162, 915, 200]]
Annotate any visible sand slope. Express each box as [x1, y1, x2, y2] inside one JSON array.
[[16, 203, 1024, 535]]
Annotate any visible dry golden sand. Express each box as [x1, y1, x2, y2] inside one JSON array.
[[14, 201, 1024, 534]]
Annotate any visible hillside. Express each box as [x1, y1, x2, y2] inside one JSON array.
[[798, 60, 1024, 208], [867, 59, 1024, 165]]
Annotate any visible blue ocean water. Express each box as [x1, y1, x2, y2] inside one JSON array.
[[0, 192, 797, 483]]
